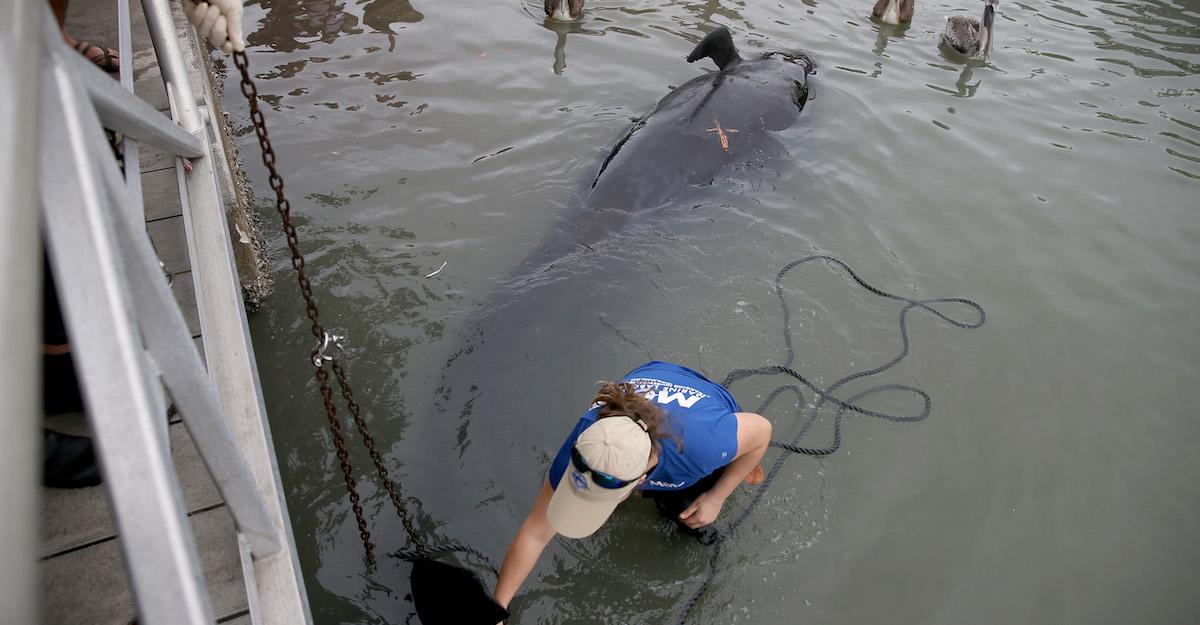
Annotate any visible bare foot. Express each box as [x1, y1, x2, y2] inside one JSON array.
[[744, 464, 765, 486]]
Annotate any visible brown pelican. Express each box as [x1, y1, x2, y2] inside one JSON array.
[[871, 0, 914, 25], [545, 0, 584, 21], [942, 0, 998, 58]]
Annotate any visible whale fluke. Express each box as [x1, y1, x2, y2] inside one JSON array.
[[686, 26, 742, 71]]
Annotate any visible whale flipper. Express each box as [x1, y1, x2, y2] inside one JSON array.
[[686, 26, 742, 71]]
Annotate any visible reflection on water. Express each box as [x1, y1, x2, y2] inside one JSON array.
[[871, 23, 909, 57], [231, 0, 1200, 623], [926, 61, 985, 98], [249, 0, 424, 53], [668, 0, 746, 27], [542, 18, 595, 75], [532, 0, 734, 76], [360, 0, 423, 34], [249, 0, 362, 52]]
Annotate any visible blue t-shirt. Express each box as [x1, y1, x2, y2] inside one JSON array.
[[548, 361, 741, 492]]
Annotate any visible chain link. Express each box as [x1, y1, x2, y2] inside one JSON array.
[[316, 365, 373, 562], [332, 360, 425, 551], [233, 51, 422, 563]]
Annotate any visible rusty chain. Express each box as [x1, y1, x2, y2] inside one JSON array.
[[232, 50, 425, 562], [332, 360, 425, 550]]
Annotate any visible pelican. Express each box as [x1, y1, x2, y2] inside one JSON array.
[[942, 0, 999, 58], [871, 0, 914, 25], [545, 0, 584, 21]]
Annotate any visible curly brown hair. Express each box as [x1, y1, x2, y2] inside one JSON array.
[[591, 381, 672, 444]]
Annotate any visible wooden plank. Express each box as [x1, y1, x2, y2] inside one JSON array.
[[134, 60, 171, 113], [145, 215, 189, 274], [172, 271, 202, 338], [139, 145, 175, 173], [41, 421, 223, 558], [40, 506, 249, 625], [167, 338, 207, 426], [141, 168, 184, 221]]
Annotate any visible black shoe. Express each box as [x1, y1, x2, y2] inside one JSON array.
[[43, 428, 102, 488], [43, 352, 84, 414]]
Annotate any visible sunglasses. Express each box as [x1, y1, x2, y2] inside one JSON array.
[[569, 446, 648, 490]]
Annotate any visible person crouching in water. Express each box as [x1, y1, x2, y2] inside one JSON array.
[[493, 361, 772, 610]]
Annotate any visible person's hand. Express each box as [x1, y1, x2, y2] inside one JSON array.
[[678, 491, 726, 529], [183, 0, 245, 53]]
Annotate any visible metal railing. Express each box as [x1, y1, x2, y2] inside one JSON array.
[[0, 1, 44, 624], [1, 2, 311, 623]]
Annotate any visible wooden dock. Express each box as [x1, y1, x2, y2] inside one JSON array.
[[40, 2, 305, 624]]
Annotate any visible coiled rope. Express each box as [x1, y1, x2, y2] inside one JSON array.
[[674, 255, 985, 624]]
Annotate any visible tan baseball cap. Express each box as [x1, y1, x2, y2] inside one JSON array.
[[547, 416, 652, 538]]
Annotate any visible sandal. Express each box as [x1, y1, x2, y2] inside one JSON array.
[[74, 40, 120, 73]]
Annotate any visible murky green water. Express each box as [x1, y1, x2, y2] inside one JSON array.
[[227, 1, 1200, 623]]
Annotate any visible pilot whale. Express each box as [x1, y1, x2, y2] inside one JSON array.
[[523, 26, 816, 269], [584, 26, 814, 214], [428, 28, 818, 409]]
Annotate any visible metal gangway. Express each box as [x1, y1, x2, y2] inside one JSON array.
[[1, 1, 311, 623]]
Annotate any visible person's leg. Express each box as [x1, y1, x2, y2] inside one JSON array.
[[49, 0, 68, 25], [41, 250, 101, 489], [51, 0, 120, 73], [644, 469, 726, 544], [42, 252, 83, 414]]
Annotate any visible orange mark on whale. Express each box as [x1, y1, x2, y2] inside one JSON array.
[[705, 119, 738, 152]]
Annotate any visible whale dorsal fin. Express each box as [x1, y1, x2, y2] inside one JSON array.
[[686, 26, 742, 71]]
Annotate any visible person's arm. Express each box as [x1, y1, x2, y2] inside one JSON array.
[[678, 412, 772, 529], [494, 477, 558, 610]]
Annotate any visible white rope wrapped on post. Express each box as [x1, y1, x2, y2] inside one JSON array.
[[182, 0, 245, 53]]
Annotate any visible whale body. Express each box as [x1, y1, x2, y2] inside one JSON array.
[[585, 27, 815, 214], [424, 27, 818, 389], [528, 26, 817, 259]]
